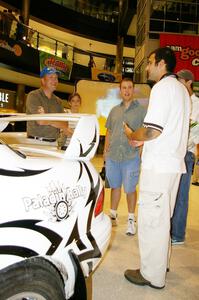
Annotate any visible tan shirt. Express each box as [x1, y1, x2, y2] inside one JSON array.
[[26, 88, 63, 139], [106, 100, 146, 161]]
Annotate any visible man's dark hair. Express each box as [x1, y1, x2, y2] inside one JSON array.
[[150, 47, 176, 72], [120, 77, 134, 88]]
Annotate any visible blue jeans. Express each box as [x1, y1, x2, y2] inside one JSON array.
[[106, 157, 140, 193], [171, 151, 195, 241]]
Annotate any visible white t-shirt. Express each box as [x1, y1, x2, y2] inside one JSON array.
[[141, 76, 190, 173], [191, 93, 199, 122], [188, 93, 199, 153]]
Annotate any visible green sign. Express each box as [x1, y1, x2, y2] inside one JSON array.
[[39, 51, 73, 80]]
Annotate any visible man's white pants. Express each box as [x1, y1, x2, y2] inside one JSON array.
[[138, 169, 181, 287]]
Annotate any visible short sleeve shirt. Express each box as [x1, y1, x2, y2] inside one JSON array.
[[188, 93, 199, 153], [142, 76, 190, 173], [191, 93, 199, 123], [106, 100, 146, 161], [26, 88, 64, 139]]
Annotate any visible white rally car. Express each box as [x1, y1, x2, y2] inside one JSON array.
[[0, 113, 111, 300]]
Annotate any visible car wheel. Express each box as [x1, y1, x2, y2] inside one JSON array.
[[0, 257, 66, 300]]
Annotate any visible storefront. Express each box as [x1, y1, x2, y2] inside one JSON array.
[[0, 89, 16, 113]]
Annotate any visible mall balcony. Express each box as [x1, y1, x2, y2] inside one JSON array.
[[0, 0, 136, 114]]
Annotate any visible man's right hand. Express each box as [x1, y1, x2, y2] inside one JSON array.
[[129, 140, 144, 147], [123, 122, 134, 140], [63, 127, 73, 137]]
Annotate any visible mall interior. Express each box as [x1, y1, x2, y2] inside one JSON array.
[[0, 0, 199, 299]]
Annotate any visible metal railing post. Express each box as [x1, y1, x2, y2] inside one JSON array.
[[36, 32, 39, 49]]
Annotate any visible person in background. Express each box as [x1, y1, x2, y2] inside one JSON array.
[[171, 69, 199, 245], [88, 55, 96, 69], [26, 66, 73, 143], [15, 15, 24, 41], [123, 47, 190, 289], [66, 92, 82, 114], [192, 144, 199, 186], [61, 92, 82, 149], [62, 44, 68, 59], [104, 77, 146, 235]]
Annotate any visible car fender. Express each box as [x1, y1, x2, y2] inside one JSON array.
[[44, 249, 87, 300]]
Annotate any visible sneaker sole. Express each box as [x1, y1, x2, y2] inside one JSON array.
[[110, 217, 117, 226], [172, 242, 184, 245], [126, 231, 136, 236]]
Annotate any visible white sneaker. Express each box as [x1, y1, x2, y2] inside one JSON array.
[[126, 218, 136, 235], [109, 214, 117, 226]]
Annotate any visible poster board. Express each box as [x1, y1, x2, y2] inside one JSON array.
[[76, 80, 151, 135], [160, 33, 199, 81]]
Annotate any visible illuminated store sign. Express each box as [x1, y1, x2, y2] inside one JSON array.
[[0, 92, 8, 103], [160, 33, 199, 81], [0, 90, 16, 109]]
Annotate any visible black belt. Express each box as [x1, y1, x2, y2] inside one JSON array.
[[28, 136, 56, 142], [61, 146, 68, 150]]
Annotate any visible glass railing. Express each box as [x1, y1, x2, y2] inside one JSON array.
[[0, 10, 114, 68], [49, 0, 119, 23], [0, 9, 135, 76]]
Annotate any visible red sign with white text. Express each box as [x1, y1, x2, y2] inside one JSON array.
[[160, 33, 199, 81]]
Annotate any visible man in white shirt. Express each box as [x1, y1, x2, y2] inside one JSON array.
[[123, 47, 190, 289], [171, 69, 199, 245]]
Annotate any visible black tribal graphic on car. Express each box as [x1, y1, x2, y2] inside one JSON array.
[[66, 161, 102, 272], [0, 219, 62, 257], [79, 126, 97, 157], [0, 161, 102, 272], [0, 168, 50, 177]]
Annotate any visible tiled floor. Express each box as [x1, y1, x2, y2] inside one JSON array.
[[88, 155, 199, 300]]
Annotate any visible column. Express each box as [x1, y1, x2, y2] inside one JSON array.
[[21, 0, 30, 42], [115, 35, 124, 74], [21, 0, 30, 26], [16, 84, 26, 112], [115, 0, 124, 74]]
